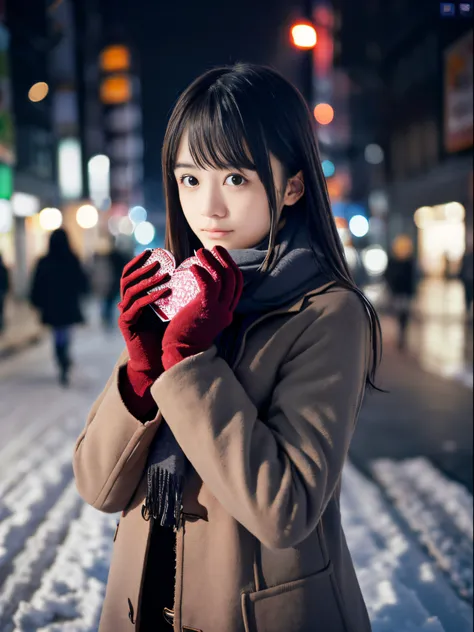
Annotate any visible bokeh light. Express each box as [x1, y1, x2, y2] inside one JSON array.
[[76, 204, 99, 229], [28, 82, 49, 103], [414, 206, 434, 229], [88, 154, 110, 175], [291, 23, 317, 49], [134, 221, 156, 245], [361, 245, 388, 276], [364, 144, 384, 165], [349, 215, 369, 238], [129, 205, 147, 224], [39, 207, 62, 231], [322, 160, 336, 178], [444, 202, 465, 223], [392, 235, 414, 260], [118, 216, 134, 236], [314, 103, 334, 125], [100, 45, 131, 73]]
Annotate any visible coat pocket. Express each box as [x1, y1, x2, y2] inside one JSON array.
[[241, 562, 348, 632]]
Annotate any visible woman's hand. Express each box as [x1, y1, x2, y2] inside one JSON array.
[[118, 250, 171, 395], [161, 246, 243, 371]]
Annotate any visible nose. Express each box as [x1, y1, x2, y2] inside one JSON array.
[[199, 182, 228, 219]]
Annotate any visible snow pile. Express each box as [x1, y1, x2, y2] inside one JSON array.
[[0, 483, 82, 629], [12, 502, 116, 632], [372, 457, 473, 603], [342, 462, 473, 632]]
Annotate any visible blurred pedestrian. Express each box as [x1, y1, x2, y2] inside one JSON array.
[[385, 235, 416, 350], [30, 228, 89, 386], [459, 237, 473, 318], [0, 252, 9, 333], [74, 64, 381, 632]]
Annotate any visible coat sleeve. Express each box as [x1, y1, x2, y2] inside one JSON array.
[[73, 349, 163, 513], [151, 291, 370, 549]]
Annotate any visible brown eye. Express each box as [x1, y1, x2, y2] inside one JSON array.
[[181, 175, 198, 187], [225, 174, 246, 187]]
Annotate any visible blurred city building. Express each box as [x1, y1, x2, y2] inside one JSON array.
[[2, 0, 107, 298], [334, 0, 473, 279], [3, 0, 59, 298]]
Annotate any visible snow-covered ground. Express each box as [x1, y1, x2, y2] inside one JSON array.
[[372, 458, 473, 603], [0, 324, 472, 631]]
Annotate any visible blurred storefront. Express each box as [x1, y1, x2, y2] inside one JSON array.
[[386, 29, 473, 278]]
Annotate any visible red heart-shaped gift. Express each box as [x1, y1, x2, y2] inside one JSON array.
[[144, 249, 202, 322]]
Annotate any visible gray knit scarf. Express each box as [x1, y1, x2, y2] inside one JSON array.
[[143, 211, 332, 529]]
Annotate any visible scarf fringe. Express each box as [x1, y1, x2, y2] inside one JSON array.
[[145, 464, 184, 530]]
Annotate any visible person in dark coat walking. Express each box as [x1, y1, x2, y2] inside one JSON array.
[[384, 235, 417, 350], [0, 253, 9, 333], [30, 228, 89, 385]]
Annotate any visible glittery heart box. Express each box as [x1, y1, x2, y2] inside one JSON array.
[[143, 248, 202, 322]]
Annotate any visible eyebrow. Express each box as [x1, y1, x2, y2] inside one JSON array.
[[174, 162, 197, 170]]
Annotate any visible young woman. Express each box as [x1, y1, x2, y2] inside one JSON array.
[[73, 63, 381, 632]]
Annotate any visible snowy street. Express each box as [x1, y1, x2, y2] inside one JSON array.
[[0, 323, 472, 632]]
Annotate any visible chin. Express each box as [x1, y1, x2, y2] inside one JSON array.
[[201, 238, 237, 250]]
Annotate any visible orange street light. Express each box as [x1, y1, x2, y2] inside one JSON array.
[[28, 82, 49, 103], [314, 103, 334, 125], [290, 22, 317, 50]]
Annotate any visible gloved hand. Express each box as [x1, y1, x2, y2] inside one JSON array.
[[161, 246, 243, 371], [118, 250, 171, 414]]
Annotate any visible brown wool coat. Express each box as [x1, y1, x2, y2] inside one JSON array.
[[73, 282, 373, 632]]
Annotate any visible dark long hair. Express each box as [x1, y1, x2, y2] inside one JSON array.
[[162, 63, 382, 389]]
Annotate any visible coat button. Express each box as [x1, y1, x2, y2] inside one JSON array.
[[141, 504, 151, 521]]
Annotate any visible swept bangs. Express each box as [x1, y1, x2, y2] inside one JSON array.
[[182, 89, 256, 173]]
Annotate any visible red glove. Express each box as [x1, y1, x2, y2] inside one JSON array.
[[161, 246, 243, 371], [118, 250, 171, 416]]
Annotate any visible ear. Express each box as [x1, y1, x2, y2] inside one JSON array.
[[283, 170, 304, 207]]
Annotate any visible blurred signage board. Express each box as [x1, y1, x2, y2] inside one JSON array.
[[100, 44, 144, 207], [100, 46, 131, 73], [444, 30, 473, 153], [100, 75, 132, 106], [58, 138, 83, 199], [0, 24, 15, 167]]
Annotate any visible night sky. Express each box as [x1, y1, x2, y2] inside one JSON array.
[[100, 0, 308, 212]]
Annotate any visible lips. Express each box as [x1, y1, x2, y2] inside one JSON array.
[[202, 229, 233, 238]]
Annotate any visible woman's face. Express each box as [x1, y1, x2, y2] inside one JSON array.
[[173, 130, 304, 250]]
